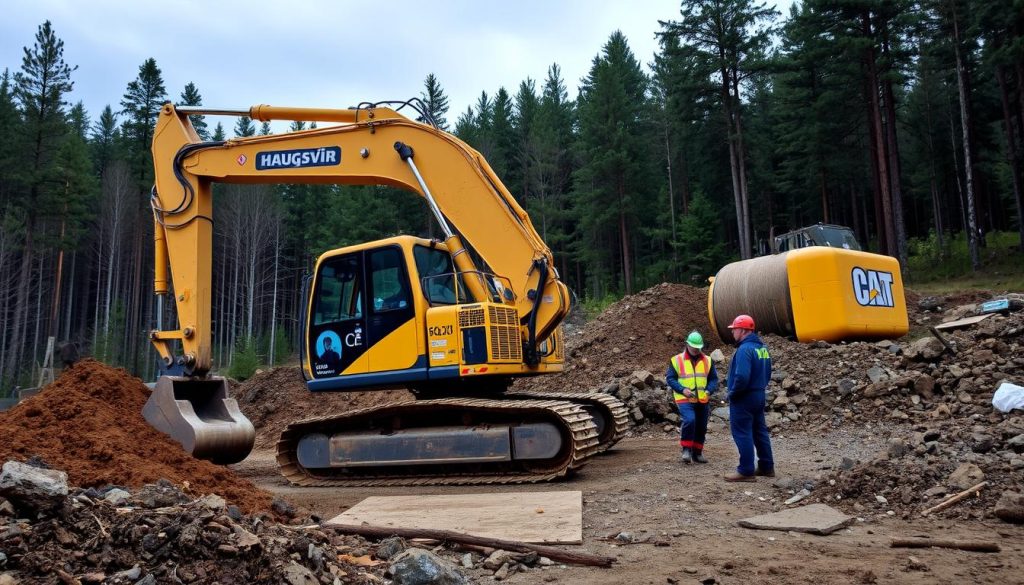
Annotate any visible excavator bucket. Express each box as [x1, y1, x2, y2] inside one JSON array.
[[142, 376, 255, 464]]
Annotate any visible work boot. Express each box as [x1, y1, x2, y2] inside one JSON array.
[[693, 449, 708, 464], [756, 467, 775, 478], [680, 448, 693, 464], [723, 472, 756, 482]]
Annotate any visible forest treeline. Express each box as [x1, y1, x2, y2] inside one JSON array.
[[1, 0, 1022, 389]]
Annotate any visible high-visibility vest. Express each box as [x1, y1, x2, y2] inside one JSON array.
[[671, 353, 711, 404]]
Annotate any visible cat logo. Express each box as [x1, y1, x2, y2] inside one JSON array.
[[851, 267, 895, 308]]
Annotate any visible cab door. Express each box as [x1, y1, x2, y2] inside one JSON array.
[[366, 246, 421, 373], [308, 253, 368, 378]]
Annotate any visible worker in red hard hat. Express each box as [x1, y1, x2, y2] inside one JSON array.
[[723, 314, 775, 482]]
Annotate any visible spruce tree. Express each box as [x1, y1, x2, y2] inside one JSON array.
[[234, 116, 256, 137], [178, 81, 209, 140], [90, 105, 119, 178], [419, 73, 450, 130], [120, 58, 166, 191]]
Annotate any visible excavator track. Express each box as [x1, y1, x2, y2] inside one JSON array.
[[277, 398, 601, 487], [505, 390, 630, 454]]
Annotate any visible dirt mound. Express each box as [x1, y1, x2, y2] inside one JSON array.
[[0, 360, 272, 513], [234, 367, 413, 448], [518, 283, 719, 392]]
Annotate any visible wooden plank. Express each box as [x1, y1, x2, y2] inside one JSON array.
[[935, 314, 993, 331], [325, 491, 582, 544]]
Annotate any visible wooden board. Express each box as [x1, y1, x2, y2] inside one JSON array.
[[935, 314, 993, 331], [325, 491, 582, 544]]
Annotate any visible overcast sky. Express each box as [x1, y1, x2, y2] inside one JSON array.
[[2, 1, 791, 130]]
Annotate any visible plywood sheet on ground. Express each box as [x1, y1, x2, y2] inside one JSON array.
[[325, 491, 582, 544]]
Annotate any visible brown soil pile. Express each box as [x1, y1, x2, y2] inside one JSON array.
[[234, 367, 413, 448], [517, 283, 720, 392], [0, 360, 272, 513]]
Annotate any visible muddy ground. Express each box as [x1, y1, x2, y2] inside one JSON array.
[[234, 420, 1024, 585]]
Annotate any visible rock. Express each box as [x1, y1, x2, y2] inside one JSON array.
[[614, 386, 633, 402], [887, 438, 909, 459], [918, 296, 943, 312], [837, 379, 857, 396], [226, 505, 243, 521], [134, 576, 156, 585], [615, 531, 635, 543], [0, 574, 16, 585], [784, 489, 811, 505], [0, 552, 5, 567], [538, 557, 554, 566], [272, 497, 297, 518], [970, 433, 994, 453], [924, 486, 947, 498], [483, 550, 514, 570], [282, 561, 318, 585], [773, 477, 797, 490], [134, 479, 188, 509], [0, 460, 69, 513], [112, 566, 142, 581], [840, 457, 856, 470], [866, 366, 888, 384], [600, 382, 619, 395], [957, 392, 972, 404], [493, 563, 510, 580], [710, 349, 726, 363], [629, 407, 645, 423], [875, 495, 888, 505], [664, 412, 681, 425], [913, 375, 936, 399], [629, 377, 647, 391], [103, 488, 132, 506], [711, 407, 730, 422], [197, 494, 226, 510], [1006, 434, 1024, 453], [0, 498, 14, 516], [906, 337, 944, 361], [993, 492, 1024, 524], [376, 536, 408, 560], [390, 548, 468, 585], [931, 404, 951, 419], [738, 503, 853, 535], [632, 369, 655, 385], [947, 463, 985, 490], [765, 412, 784, 428], [773, 394, 791, 408], [781, 378, 798, 392], [811, 340, 830, 349], [460, 553, 473, 569], [947, 365, 966, 379], [863, 382, 894, 399]]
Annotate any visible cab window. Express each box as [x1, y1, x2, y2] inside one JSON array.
[[369, 247, 411, 312], [414, 245, 460, 305], [314, 255, 362, 325]]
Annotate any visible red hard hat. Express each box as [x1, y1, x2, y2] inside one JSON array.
[[727, 314, 755, 330]]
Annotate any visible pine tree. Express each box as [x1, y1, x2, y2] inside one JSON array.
[[90, 105, 119, 178], [575, 31, 653, 295], [490, 88, 515, 180], [212, 122, 226, 141], [419, 73, 450, 130], [234, 116, 255, 137], [259, 121, 272, 136], [120, 58, 166, 191], [178, 82, 209, 140]]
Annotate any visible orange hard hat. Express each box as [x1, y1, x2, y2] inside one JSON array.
[[727, 314, 755, 330]]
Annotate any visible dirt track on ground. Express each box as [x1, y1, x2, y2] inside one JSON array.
[[234, 421, 1024, 584]]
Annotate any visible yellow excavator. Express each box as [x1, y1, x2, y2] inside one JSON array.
[[142, 101, 628, 485]]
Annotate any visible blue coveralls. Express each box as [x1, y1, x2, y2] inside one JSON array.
[[727, 333, 774, 476], [665, 353, 719, 451]]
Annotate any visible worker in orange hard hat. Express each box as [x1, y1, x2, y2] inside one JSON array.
[[723, 314, 775, 482]]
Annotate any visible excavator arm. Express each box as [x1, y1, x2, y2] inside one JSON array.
[[150, 103, 569, 376]]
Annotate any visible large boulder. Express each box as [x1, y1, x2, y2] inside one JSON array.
[[389, 548, 468, 585], [0, 460, 68, 513], [947, 463, 985, 491]]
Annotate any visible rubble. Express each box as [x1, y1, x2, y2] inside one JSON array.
[[0, 361, 272, 513], [0, 461, 68, 513]]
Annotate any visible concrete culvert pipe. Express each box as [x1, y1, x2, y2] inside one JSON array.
[[708, 253, 794, 343]]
